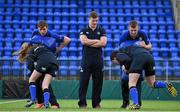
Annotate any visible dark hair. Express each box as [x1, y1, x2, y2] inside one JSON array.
[[89, 11, 98, 18], [129, 20, 138, 28], [110, 51, 118, 61], [37, 20, 48, 28]]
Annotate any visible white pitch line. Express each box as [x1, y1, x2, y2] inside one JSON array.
[[0, 99, 26, 104]]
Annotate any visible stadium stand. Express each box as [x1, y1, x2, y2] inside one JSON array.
[[0, 0, 178, 78]]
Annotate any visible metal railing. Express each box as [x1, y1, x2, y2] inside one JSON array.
[[0, 57, 180, 80]]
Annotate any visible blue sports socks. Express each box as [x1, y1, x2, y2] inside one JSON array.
[[29, 82, 36, 102], [43, 88, 50, 105], [154, 81, 166, 88], [129, 86, 139, 105]]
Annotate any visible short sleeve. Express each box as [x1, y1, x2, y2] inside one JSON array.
[[79, 28, 86, 35], [142, 31, 150, 45], [100, 27, 106, 36]]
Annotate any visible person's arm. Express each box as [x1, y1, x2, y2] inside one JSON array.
[[89, 27, 107, 47], [119, 31, 128, 48], [80, 34, 98, 46], [56, 36, 71, 53], [139, 41, 152, 50], [139, 31, 152, 50], [89, 36, 107, 47]]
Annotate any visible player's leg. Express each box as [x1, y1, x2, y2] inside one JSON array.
[[91, 67, 103, 108], [49, 84, 60, 108], [136, 79, 142, 107], [146, 76, 177, 97], [78, 66, 91, 108], [42, 73, 53, 108], [144, 55, 177, 97], [121, 78, 129, 108], [35, 77, 44, 108], [26, 70, 42, 108]]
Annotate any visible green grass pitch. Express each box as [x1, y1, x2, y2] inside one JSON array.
[[0, 99, 180, 111]]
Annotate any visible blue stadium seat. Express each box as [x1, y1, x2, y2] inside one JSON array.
[[112, 66, 121, 76], [158, 22, 166, 30], [104, 47, 113, 57], [12, 65, 22, 76], [163, 0, 171, 6], [59, 66, 68, 76], [69, 65, 78, 76], [133, 14, 141, 21], [46, 12, 53, 21], [21, 20, 29, 29], [147, 0, 155, 6], [22, 5, 29, 13], [53, 20, 61, 30], [77, 47, 82, 57], [2, 65, 11, 76], [69, 30, 77, 39], [4, 20, 11, 29], [174, 66, 180, 77], [160, 47, 169, 58], [29, 12, 37, 21], [60, 47, 68, 57], [24, 29, 32, 38], [164, 8, 172, 16], [150, 22, 158, 30], [0, 28, 5, 37], [152, 47, 160, 57], [155, 66, 163, 77], [106, 38, 113, 48], [29, 20, 36, 29], [167, 30, 175, 39], [6, 7, 13, 13], [158, 16, 165, 22], [54, 12, 61, 21], [167, 22, 175, 30], [69, 47, 77, 57], [158, 30, 166, 39], [141, 14, 149, 22], [69, 21, 77, 30], [149, 15, 157, 22], [6, 29, 14, 38], [141, 22, 150, 31], [21, 12, 29, 21], [101, 0, 108, 5], [149, 30, 157, 39], [170, 47, 178, 57], [169, 38, 177, 48], [110, 21, 117, 30], [13, 20, 21, 29], [59, 56, 68, 67]]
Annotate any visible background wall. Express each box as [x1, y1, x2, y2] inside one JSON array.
[[0, 80, 179, 100]]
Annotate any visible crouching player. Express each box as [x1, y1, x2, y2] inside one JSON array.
[[110, 47, 177, 110], [111, 51, 143, 108], [25, 47, 59, 109]]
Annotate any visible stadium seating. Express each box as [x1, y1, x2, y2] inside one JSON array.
[[0, 0, 179, 77]]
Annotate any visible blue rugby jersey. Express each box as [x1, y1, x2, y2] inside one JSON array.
[[30, 30, 64, 53], [119, 30, 150, 48]]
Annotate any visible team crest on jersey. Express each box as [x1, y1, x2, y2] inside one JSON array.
[[97, 32, 100, 35], [41, 67, 47, 72], [55, 71, 58, 75], [86, 32, 89, 34], [80, 67, 83, 72], [139, 37, 143, 40]]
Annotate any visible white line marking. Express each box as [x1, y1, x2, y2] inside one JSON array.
[[0, 99, 26, 104]]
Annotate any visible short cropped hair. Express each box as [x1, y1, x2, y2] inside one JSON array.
[[89, 11, 98, 18], [37, 20, 48, 28], [129, 20, 138, 28]]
